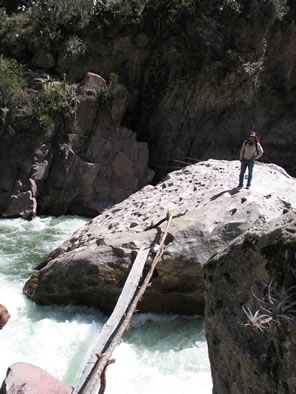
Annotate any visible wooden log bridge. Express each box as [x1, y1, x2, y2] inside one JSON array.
[[73, 213, 173, 394]]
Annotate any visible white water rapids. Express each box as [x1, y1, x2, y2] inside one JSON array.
[[0, 216, 212, 393]]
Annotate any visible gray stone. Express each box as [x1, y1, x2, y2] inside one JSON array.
[[204, 213, 296, 394], [32, 50, 55, 69], [0, 305, 10, 329], [78, 72, 106, 94], [111, 88, 130, 124], [4, 191, 36, 220], [0, 362, 72, 394], [134, 34, 150, 48], [24, 160, 296, 314]]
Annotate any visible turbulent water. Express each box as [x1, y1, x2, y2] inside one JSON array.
[[0, 216, 212, 393]]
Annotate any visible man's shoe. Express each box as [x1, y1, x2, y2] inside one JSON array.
[[237, 184, 243, 189], [246, 185, 250, 189]]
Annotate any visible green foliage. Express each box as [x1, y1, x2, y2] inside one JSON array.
[[108, 72, 126, 95], [0, 55, 27, 105], [28, 0, 93, 48], [65, 35, 87, 59], [96, 72, 127, 105], [33, 81, 79, 127], [0, 10, 29, 42], [93, 0, 146, 31], [0, 0, 291, 89]]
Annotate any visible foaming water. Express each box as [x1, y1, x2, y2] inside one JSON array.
[[0, 217, 212, 392], [107, 314, 212, 394]]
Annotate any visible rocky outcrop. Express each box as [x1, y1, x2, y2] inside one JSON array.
[[0, 362, 72, 394], [24, 160, 296, 314], [1, 2, 296, 220], [0, 72, 152, 218], [0, 305, 10, 329], [2, 2, 296, 186], [204, 213, 296, 394], [29, 5, 296, 181]]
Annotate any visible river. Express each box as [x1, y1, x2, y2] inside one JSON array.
[[0, 216, 212, 393]]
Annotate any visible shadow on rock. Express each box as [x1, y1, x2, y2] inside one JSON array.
[[210, 187, 241, 201]]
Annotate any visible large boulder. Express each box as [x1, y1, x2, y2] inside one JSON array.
[[0, 305, 10, 329], [24, 160, 296, 314], [204, 213, 296, 394], [0, 362, 72, 394], [78, 72, 107, 94]]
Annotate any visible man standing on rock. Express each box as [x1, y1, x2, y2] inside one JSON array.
[[238, 131, 264, 189]]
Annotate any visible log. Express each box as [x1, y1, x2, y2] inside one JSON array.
[[73, 246, 150, 394]]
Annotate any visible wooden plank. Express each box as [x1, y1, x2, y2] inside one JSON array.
[[73, 246, 150, 394], [80, 214, 173, 394]]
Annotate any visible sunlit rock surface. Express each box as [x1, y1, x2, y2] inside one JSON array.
[[24, 159, 296, 314]]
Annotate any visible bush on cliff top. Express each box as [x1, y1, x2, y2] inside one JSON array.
[[0, 0, 292, 56], [0, 55, 27, 105], [28, 0, 93, 48]]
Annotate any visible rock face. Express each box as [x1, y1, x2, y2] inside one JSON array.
[[0, 362, 72, 394], [2, 2, 296, 188], [24, 159, 296, 314], [31, 49, 56, 69], [0, 305, 10, 329], [2, 3, 296, 218], [37, 4, 296, 181], [204, 213, 296, 394], [0, 72, 152, 218]]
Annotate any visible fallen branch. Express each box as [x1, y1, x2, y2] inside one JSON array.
[[98, 359, 115, 394]]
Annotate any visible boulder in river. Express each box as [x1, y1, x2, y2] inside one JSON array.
[[0, 362, 72, 394], [24, 160, 296, 314], [0, 305, 10, 329]]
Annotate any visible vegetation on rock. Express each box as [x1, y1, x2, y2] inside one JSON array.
[[33, 81, 79, 127], [0, 55, 27, 105], [0, 54, 79, 128], [1, 0, 296, 176], [1, 1, 291, 71]]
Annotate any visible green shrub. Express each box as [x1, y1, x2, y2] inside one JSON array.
[[0, 55, 27, 105], [93, 0, 146, 32], [108, 72, 127, 96], [96, 72, 127, 105], [28, 0, 94, 48], [65, 35, 87, 59], [0, 10, 31, 57], [33, 81, 79, 126]]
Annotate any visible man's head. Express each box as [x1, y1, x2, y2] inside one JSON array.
[[248, 131, 256, 142]]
